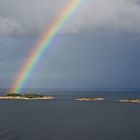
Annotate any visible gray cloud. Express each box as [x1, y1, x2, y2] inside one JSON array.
[[0, 0, 140, 35], [0, 0, 69, 35], [63, 0, 140, 34], [0, 17, 23, 35]]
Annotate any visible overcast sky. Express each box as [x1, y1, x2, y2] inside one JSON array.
[[0, 0, 140, 90]]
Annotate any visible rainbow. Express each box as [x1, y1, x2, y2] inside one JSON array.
[[9, 0, 83, 93]]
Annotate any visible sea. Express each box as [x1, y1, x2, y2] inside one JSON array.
[[0, 91, 140, 140]]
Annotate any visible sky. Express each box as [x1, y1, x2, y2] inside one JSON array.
[[0, 0, 140, 90]]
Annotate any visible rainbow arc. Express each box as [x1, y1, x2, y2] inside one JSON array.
[[9, 0, 83, 93]]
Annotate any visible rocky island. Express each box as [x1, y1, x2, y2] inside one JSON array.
[[75, 97, 104, 102], [118, 99, 140, 104], [0, 93, 55, 100]]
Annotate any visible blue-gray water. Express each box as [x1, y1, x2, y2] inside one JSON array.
[[0, 92, 140, 140]]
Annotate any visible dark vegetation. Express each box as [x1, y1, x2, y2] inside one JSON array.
[[6, 93, 22, 97], [6, 93, 44, 98]]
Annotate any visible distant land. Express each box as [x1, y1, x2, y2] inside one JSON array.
[[0, 93, 139, 104], [75, 97, 104, 102], [0, 93, 55, 100], [118, 99, 140, 104], [75, 97, 140, 104]]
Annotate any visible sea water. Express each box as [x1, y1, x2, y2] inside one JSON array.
[[0, 92, 140, 140]]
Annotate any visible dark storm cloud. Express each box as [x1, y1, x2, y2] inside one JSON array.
[[21, 33, 140, 89]]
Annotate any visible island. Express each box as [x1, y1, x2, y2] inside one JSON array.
[[75, 97, 104, 102], [118, 99, 140, 104], [0, 93, 55, 100]]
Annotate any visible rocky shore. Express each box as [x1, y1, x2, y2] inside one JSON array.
[[118, 99, 140, 104], [0, 93, 55, 100], [75, 97, 104, 102]]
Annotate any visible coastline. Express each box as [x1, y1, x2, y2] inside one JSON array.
[[118, 99, 140, 104], [0, 96, 55, 100], [0, 94, 139, 103], [75, 97, 104, 102]]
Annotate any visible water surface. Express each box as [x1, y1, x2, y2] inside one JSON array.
[[0, 92, 140, 140]]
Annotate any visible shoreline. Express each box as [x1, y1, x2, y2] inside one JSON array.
[[118, 99, 140, 104], [0, 95, 139, 103], [0, 96, 55, 100], [75, 97, 104, 102]]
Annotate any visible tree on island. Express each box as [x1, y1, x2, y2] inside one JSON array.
[[6, 93, 22, 97], [6, 93, 44, 98]]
